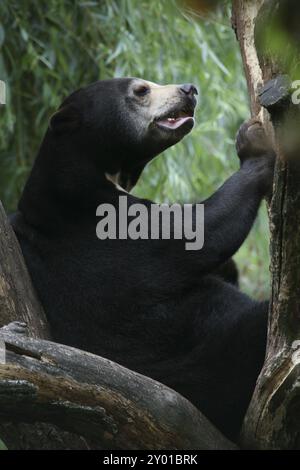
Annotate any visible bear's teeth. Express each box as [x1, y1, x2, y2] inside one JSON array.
[[156, 115, 194, 130]]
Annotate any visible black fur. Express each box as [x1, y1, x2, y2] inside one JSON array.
[[11, 79, 274, 440]]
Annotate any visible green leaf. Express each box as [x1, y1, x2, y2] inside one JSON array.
[[0, 439, 7, 450]]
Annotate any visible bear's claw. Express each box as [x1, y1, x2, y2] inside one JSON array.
[[236, 118, 274, 163]]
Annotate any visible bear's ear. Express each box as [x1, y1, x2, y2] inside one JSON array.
[[49, 105, 81, 134]]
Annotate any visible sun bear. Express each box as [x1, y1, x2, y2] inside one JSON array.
[[10, 78, 275, 440]]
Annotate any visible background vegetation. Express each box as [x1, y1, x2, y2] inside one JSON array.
[[0, 0, 270, 298]]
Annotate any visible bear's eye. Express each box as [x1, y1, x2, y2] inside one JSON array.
[[133, 85, 150, 97]]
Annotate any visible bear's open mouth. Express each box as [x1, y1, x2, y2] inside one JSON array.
[[155, 108, 194, 131]]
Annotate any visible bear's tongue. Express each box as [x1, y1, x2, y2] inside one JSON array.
[[157, 116, 193, 129]]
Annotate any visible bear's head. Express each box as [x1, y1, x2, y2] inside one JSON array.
[[49, 78, 197, 188], [19, 78, 197, 224]]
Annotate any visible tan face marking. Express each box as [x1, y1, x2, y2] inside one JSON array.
[[127, 78, 196, 137], [130, 79, 183, 121]]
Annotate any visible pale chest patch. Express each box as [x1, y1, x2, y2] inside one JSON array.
[[105, 172, 131, 193]]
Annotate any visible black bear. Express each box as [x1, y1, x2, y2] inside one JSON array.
[[10, 78, 275, 440]]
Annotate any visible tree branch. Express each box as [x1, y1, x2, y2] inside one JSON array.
[[0, 326, 236, 450]]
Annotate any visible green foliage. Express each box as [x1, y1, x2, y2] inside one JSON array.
[[0, 0, 269, 298], [0, 438, 7, 450]]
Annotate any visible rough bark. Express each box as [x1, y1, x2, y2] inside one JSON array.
[[232, 0, 300, 450], [0, 202, 49, 338], [0, 326, 236, 450]]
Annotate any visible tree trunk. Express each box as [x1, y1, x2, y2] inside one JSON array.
[[232, 0, 300, 450], [0, 203, 49, 338]]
